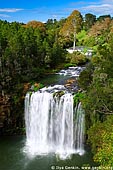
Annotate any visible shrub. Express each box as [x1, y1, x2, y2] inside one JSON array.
[[66, 51, 88, 65]]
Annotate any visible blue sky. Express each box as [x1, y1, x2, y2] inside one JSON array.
[[0, 0, 113, 23]]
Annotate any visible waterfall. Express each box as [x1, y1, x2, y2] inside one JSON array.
[[74, 102, 85, 155], [24, 86, 85, 159]]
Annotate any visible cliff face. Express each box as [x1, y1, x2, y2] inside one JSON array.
[[0, 95, 10, 134], [0, 83, 31, 135]]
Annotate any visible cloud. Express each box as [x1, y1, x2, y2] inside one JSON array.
[[31, 7, 69, 19], [0, 14, 10, 18], [102, 0, 113, 4], [67, 0, 113, 16], [52, 14, 58, 18], [81, 4, 113, 15], [0, 8, 23, 13], [69, 1, 86, 6]]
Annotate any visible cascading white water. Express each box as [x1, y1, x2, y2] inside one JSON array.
[[24, 85, 85, 159], [25, 92, 53, 155], [49, 93, 74, 157], [74, 102, 85, 155]]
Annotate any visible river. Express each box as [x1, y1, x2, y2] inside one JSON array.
[[0, 66, 96, 170], [0, 136, 95, 170]]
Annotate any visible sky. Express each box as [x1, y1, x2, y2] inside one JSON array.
[[0, 0, 113, 23]]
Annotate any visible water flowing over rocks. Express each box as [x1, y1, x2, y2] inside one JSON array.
[[57, 66, 85, 93], [57, 66, 85, 77], [24, 83, 85, 159]]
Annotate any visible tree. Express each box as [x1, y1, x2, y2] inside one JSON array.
[[49, 41, 66, 68], [76, 30, 87, 46], [60, 10, 83, 37], [78, 19, 113, 166], [25, 20, 46, 31], [97, 15, 111, 21], [84, 13, 96, 30], [88, 17, 112, 37], [88, 116, 113, 166]]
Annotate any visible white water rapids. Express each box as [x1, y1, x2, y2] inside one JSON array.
[[24, 85, 85, 159]]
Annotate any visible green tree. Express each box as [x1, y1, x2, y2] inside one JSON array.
[[84, 13, 96, 30], [49, 41, 66, 68], [88, 116, 113, 166], [76, 30, 87, 46]]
